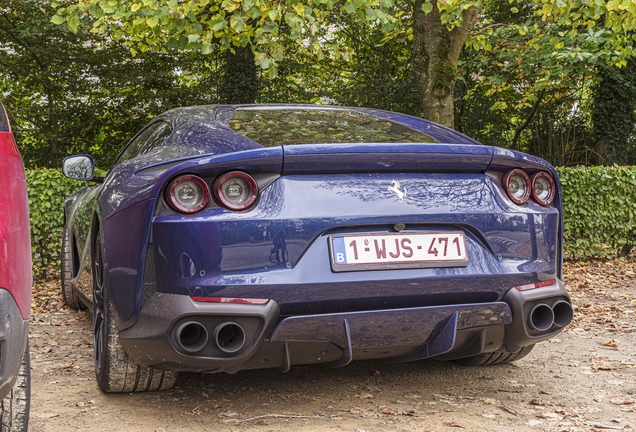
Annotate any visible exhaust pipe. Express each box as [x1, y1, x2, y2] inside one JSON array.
[[176, 321, 209, 353], [552, 300, 574, 328], [528, 303, 554, 331], [213, 322, 246, 354]]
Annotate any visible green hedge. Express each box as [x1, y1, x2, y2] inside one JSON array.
[[24, 166, 636, 278], [26, 169, 89, 278], [557, 166, 636, 260]]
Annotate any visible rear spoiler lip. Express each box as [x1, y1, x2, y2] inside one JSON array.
[[148, 143, 556, 178], [282, 143, 494, 173]]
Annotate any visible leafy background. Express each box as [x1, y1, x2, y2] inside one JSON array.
[[26, 169, 89, 278]]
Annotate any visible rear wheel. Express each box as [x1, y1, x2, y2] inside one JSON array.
[[453, 345, 535, 366], [61, 223, 85, 310], [1, 343, 30, 432], [92, 232, 178, 393]]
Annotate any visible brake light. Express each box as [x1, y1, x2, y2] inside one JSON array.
[[212, 171, 258, 211], [191, 297, 269, 305], [514, 279, 556, 291], [502, 169, 531, 204], [531, 172, 555, 206], [165, 175, 209, 214]]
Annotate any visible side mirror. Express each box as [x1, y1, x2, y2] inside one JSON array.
[[62, 155, 102, 182]]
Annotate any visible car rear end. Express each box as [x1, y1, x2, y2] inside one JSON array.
[[117, 107, 571, 372], [0, 100, 31, 428]]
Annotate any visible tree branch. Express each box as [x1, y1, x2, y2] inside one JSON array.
[[511, 89, 546, 150]]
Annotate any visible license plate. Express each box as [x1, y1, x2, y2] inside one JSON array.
[[329, 232, 468, 272]]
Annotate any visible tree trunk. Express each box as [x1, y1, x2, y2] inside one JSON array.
[[218, 46, 259, 104], [412, 1, 479, 128]]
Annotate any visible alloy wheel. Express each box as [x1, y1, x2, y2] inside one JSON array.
[[92, 236, 105, 376]]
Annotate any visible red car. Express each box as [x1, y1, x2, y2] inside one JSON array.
[[0, 100, 31, 431]]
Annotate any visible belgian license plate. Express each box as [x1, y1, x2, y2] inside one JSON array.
[[329, 232, 468, 272]]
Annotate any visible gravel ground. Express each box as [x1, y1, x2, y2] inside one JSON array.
[[28, 261, 636, 431]]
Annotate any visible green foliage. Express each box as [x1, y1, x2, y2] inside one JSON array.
[[455, 0, 636, 167], [558, 166, 636, 260], [592, 60, 636, 165], [0, 0, 222, 170], [25, 169, 89, 278], [51, 0, 404, 78]]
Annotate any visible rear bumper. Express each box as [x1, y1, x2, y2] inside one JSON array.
[[119, 280, 571, 372], [0, 288, 29, 398]]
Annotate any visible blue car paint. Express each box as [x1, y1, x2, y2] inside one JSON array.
[[103, 147, 283, 328], [150, 173, 557, 313]]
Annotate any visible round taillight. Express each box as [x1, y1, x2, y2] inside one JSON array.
[[531, 172, 555, 206], [502, 169, 531, 204], [165, 175, 209, 214], [213, 171, 258, 211]]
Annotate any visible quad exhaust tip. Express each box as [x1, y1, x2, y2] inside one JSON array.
[[175, 321, 247, 354], [176, 321, 209, 353], [213, 322, 246, 354], [552, 300, 574, 328], [528, 301, 574, 332], [528, 303, 554, 331]]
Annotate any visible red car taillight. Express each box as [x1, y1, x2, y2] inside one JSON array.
[[212, 171, 258, 211], [502, 169, 555, 206], [502, 169, 531, 204], [531, 172, 555, 206], [165, 175, 209, 214]]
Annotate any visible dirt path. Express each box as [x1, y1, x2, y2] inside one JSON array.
[[28, 262, 636, 431]]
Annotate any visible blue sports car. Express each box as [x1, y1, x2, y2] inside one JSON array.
[[61, 105, 572, 393]]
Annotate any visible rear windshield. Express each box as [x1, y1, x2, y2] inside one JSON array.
[[226, 108, 439, 146]]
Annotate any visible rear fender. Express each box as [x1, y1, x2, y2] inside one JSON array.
[[104, 148, 283, 330], [488, 147, 563, 278]]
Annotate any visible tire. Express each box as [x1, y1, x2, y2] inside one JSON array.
[[1, 343, 30, 432], [453, 344, 535, 366], [92, 232, 178, 393], [61, 223, 85, 310]]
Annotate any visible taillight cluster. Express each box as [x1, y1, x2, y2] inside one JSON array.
[[165, 171, 258, 214], [502, 169, 555, 206]]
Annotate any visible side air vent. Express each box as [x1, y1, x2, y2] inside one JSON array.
[[141, 244, 158, 308]]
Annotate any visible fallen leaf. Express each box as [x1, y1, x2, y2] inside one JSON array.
[[59, 361, 75, 369], [611, 397, 635, 406], [590, 357, 615, 371], [600, 341, 618, 348], [35, 413, 59, 419]]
